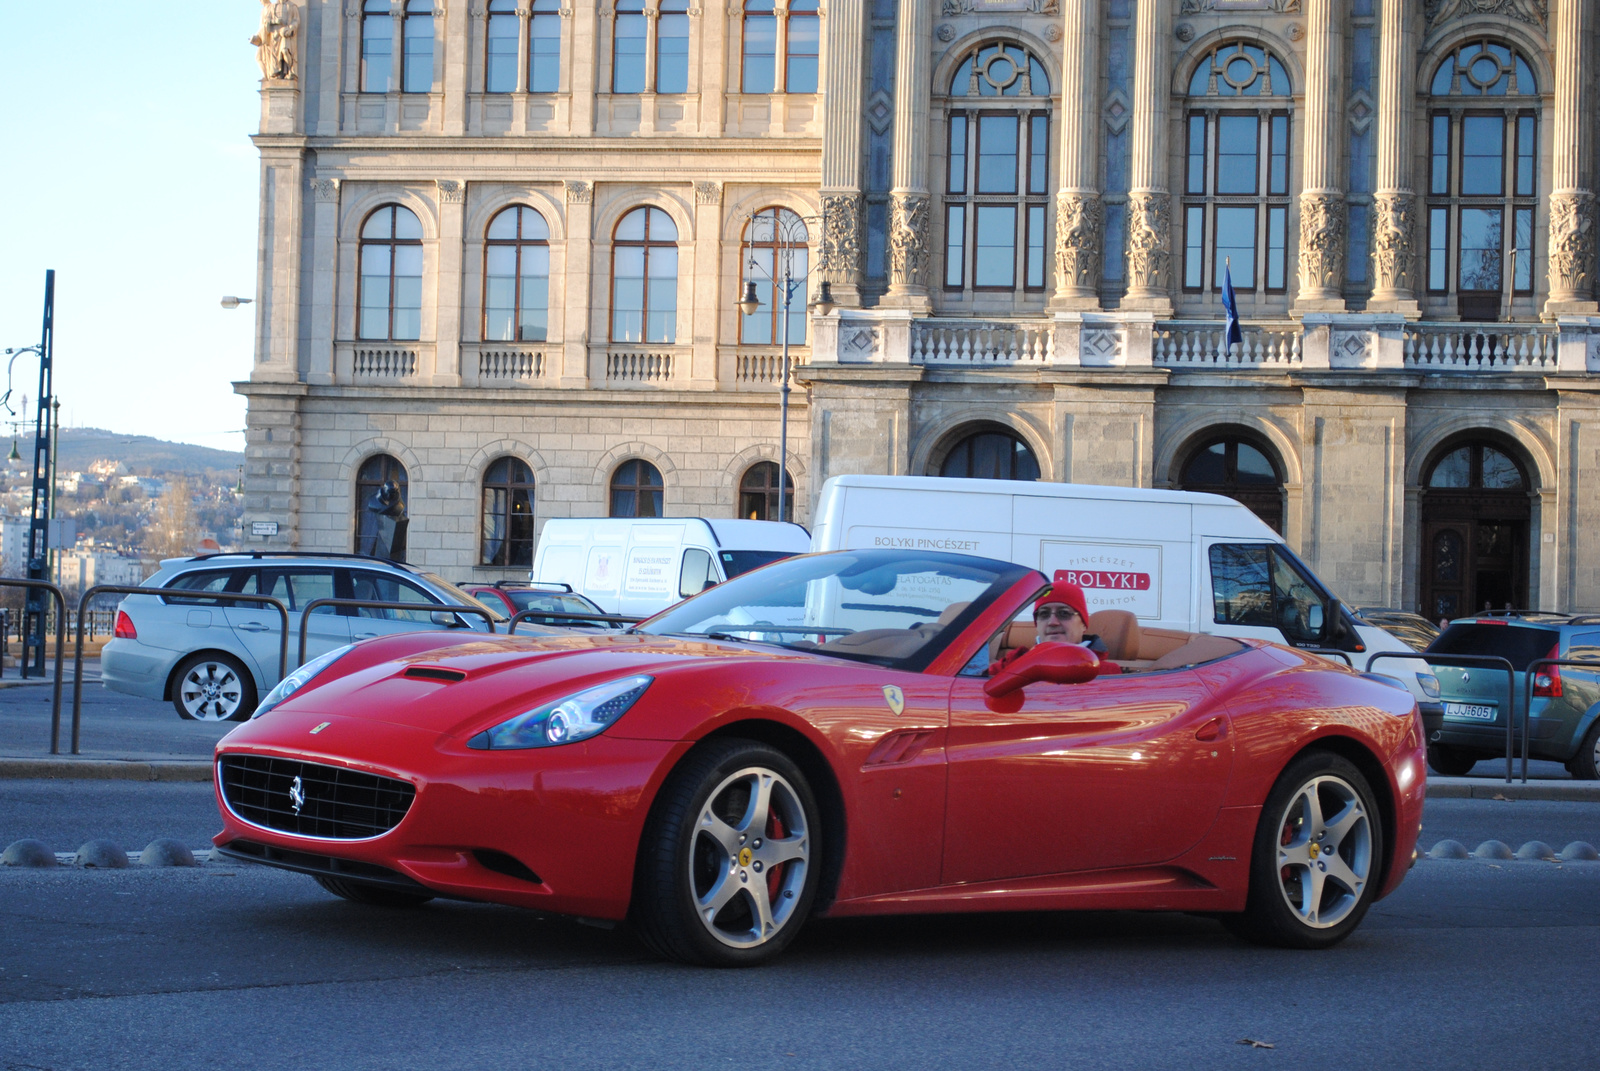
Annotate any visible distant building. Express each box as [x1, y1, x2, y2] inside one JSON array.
[[57, 542, 150, 591], [0, 515, 26, 578]]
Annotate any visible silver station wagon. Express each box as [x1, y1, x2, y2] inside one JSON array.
[[100, 553, 514, 721]]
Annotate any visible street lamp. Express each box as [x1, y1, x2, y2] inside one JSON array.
[[739, 210, 832, 524], [220, 296, 254, 310]]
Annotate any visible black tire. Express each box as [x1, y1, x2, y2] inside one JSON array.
[[1426, 743, 1480, 777], [172, 653, 256, 722], [312, 875, 434, 908], [1223, 751, 1385, 950], [631, 738, 822, 967], [1569, 721, 1600, 781]]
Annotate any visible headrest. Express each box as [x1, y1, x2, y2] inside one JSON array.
[[936, 601, 971, 626], [1088, 609, 1141, 661]]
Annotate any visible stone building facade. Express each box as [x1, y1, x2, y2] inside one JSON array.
[[241, 0, 1600, 616]]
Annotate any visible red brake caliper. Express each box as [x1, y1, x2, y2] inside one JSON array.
[[767, 811, 786, 903]]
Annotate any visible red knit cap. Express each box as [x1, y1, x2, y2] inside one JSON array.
[[1035, 576, 1089, 623]]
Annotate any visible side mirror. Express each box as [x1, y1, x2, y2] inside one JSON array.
[[1308, 603, 1325, 633], [431, 610, 463, 628], [984, 642, 1100, 698]]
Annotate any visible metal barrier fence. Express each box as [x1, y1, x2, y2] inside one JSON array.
[[1366, 650, 1519, 783], [1306, 648, 1355, 666], [1520, 657, 1600, 783], [506, 609, 642, 633], [69, 586, 289, 757], [0, 578, 67, 753], [297, 598, 498, 665], [3, 609, 118, 641]]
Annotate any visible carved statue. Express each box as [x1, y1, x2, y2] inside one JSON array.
[[251, 0, 301, 81], [1549, 192, 1597, 296], [820, 194, 864, 284], [1125, 192, 1170, 293], [889, 194, 930, 289], [1371, 192, 1415, 295], [1425, 1, 1547, 29], [1054, 191, 1103, 292], [1298, 193, 1347, 292]]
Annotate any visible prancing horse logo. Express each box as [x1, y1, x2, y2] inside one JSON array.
[[289, 775, 306, 814], [882, 685, 905, 716]]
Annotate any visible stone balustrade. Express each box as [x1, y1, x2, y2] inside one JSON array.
[[471, 344, 547, 384], [604, 348, 680, 385], [911, 320, 1053, 366], [1403, 324, 1559, 372], [1153, 321, 1304, 369]]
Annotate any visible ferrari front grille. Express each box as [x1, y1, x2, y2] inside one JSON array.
[[218, 754, 416, 840]]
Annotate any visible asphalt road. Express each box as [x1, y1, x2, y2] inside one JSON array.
[[0, 667, 231, 761]]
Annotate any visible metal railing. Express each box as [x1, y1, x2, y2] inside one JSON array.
[[0, 578, 67, 754], [1520, 657, 1600, 784], [69, 586, 289, 757], [1305, 648, 1354, 666], [1366, 651, 1519, 783], [297, 598, 498, 665], [507, 609, 642, 634]]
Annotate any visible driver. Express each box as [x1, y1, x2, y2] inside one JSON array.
[[989, 579, 1122, 677]]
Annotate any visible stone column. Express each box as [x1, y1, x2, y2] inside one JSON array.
[[819, 0, 866, 305], [306, 178, 342, 386], [570, 3, 597, 136], [692, 181, 723, 387], [433, 180, 467, 386], [1368, 0, 1419, 316], [1122, 0, 1172, 314], [697, 1, 728, 135], [442, 0, 467, 134], [1546, 0, 1599, 316], [882, 0, 932, 311], [1294, 0, 1346, 313], [256, 149, 306, 383], [1052, 0, 1102, 308], [562, 180, 595, 386]]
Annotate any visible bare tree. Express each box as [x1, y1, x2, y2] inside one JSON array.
[[147, 478, 197, 560]]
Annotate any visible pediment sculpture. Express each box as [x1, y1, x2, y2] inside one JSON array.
[[252, 0, 301, 81]]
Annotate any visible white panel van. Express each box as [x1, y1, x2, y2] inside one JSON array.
[[811, 474, 1440, 711], [532, 518, 811, 618]]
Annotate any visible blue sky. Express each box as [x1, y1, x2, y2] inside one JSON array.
[[0, 2, 262, 452]]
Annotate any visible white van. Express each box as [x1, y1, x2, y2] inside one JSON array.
[[532, 518, 811, 618], [810, 474, 1439, 708]]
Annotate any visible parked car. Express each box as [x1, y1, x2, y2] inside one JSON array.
[[1354, 608, 1441, 653], [101, 552, 526, 722], [213, 548, 1424, 965], [1423, 612, 1600, 778], [458, 582, 620, 630]]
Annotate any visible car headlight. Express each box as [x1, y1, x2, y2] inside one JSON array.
[[252, 644, 355, 719], [468, 675, 652, 750], [1417, 673, 1442, 699]]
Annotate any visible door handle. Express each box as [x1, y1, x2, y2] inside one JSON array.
[[237, 622, 271, 633], [1195, 716, 1227, 742], [355, 631, 378, 639]]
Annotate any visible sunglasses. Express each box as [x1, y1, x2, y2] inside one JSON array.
[[1035, 606, 1080, 622]]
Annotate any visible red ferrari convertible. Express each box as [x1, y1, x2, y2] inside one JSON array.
[[213, 549, 1425, 966]]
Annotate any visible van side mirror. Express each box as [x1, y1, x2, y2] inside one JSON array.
[[984, 642, 1100, 698], [1308, 603, 1325, 633]]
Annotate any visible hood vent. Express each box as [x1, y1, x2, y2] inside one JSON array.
[[402, 666, 467, 683]]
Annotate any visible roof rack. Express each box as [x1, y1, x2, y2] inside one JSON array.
[[1468, 609, 1571, 621], [1565, 614, 1600, 627], [186, 550, 422, 571], [455, 580, 575, 593]]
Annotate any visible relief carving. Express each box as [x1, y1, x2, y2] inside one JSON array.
[[1425, 1, 1547, 29], [310, 177, 342, 203], [1298, 192, 1347, 292], [694, 181, 723, 205], [251, 0, 301, 81], [1181, 0, 1301, 13], [436, 179, 466, 204], [1125, 191, 1170, 293], [564, 179, 593, 204], [1371, 191, 1415, 295], [820, 193, 863, 284], [941, 0, 1058, 13], [1548, 190, 1597, 296], [1054, 191, 1102, 292], [889, 194, 930, 289]]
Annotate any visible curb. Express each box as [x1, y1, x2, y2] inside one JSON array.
[[1424, 778, 1600, 802], [0, 759, 212, 782]]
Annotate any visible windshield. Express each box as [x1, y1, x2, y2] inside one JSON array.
[[640, 549, 1033, 671], [420, 573, 507, 623], [718, 550, 797, 578], [507, 591, 599, 615], [1427, 624, 1559, 672]]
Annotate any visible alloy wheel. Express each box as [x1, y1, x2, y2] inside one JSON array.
[[688, 765, 811, 949], [178, 661, 245, 721], [1273, 774, 1373, 929]]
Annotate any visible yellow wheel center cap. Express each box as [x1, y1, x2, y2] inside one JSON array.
[[1309, 842, 1321, 859], [738, 847, 753, 867]]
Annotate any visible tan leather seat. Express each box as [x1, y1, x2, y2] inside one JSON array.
[[1088, 610, 1140, 661], [936, 601, 971, 627]]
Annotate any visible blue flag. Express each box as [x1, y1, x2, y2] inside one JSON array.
[[1220, 258, 1244, 356]]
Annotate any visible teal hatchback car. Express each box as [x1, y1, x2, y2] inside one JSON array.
[[1423, 613, 1600, 778]]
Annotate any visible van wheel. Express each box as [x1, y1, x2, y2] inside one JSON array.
[[1569, 722, 1600, 781], [173, 654, 256, 722], [1426, 743, 1479, 777]]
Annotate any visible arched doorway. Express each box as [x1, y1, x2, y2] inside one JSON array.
[[1419, 439, 1531, 619], [934, 424, 1040, 481], [1178, 433, 1285, 533]]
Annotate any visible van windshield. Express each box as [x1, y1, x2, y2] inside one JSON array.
[[718, 550, 796, 578], [641, 549, 1032, 671]]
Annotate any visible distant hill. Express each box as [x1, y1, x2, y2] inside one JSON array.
[[50, 428, 244, 479]]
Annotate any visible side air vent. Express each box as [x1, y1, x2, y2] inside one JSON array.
[[473, 849, 544, 885], [402, 666, 467, 682]]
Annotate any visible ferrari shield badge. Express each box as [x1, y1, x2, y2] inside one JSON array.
[[882, 685, 905, 716], [310, 722, 331, 734]]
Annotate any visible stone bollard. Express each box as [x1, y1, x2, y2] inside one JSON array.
[[1515, 841, 1556, 861], [1559, 841, 1599, 861], [75, 840, 130, 868], [139, 839, 197, 867], [1427, 840, 1470, 859], [1472, 840, 1515, 860], [2, 839, 57, 867]]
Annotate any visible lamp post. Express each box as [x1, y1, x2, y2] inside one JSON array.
[[737, 211, 832, 524]]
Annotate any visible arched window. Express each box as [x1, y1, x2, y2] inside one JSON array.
[[937, 427, 1040, 481], [481, 457, 536, 567], [529, 0, 562, 92], [742, 1, 777, 93], [1425, 442, 1527, 491], [402, 0, 434, 93], [942, 42, 1053, 293], [1426, 41, 1539, 321], [361, 0, 394, 93], [786, 0, 820, 93], [485, 0, 518, 93], [657, 0, 690, 94], [1420, 439, 1532, 618], [739, 462, 794, 521], [354, 454, 408, 554], [1179, 435, 1285, 533], [740, 208, 809, 345], [610, 459, 664, 518], [612, 207, 678, 344], [484, 206, 551, 342], [1182, 43, 1294, 297], [613, 0, 647, 93], [359, 206, 424, 341]]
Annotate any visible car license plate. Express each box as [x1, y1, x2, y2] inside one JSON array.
[[1445, 702, 1496, 721]]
